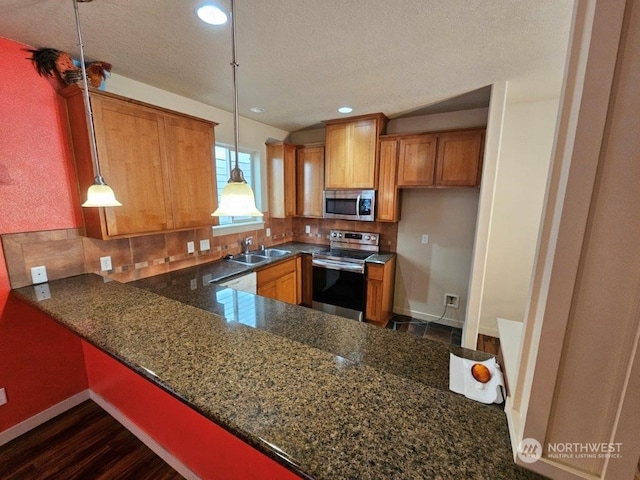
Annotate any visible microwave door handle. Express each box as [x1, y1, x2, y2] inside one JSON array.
[[356, 194, 361, 219]]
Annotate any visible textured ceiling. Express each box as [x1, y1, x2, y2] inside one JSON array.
[[0, 0, 574, 132]]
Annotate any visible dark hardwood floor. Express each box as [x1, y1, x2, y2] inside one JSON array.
[[0, 400, 184, 480]]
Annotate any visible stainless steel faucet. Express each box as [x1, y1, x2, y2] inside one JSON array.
[[242, 236, 253, 254]]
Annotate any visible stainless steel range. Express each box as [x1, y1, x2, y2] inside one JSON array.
[[311, 230, 379, 321]]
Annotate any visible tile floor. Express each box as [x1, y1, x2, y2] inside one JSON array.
[[388, 314, 462, 345]]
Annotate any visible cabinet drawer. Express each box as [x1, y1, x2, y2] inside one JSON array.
[[367, 263, 385, 281], [257, 258, 297, 286]]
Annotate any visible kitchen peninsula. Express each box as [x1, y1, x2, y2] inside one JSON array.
[[11, 252, 543, 480]]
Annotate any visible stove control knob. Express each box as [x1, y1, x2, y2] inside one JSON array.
[[364, 235, 371, 240]]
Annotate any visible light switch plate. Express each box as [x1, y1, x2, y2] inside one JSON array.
[[200, 239, 211, 251], [31, 266, 48, 284], [100, 256, 112, 271], [266, 228, 271, 237], [305, 225, 311, 234], [187, 241, 195, 254]]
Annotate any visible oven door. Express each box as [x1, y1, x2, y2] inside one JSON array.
[[312, 260, 365, 321]]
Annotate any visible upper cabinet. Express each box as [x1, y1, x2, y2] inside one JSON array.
[[324, 113, 388, 189], [435, 130, 485, 187], [296, 144, 325, 218], [397, 134, 438, 187], [377, 138, 400, 222], [266, 142, 297, 218], [395, 128, 485, 188], [61, 85, 217, 239]]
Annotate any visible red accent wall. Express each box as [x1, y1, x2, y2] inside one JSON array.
[[0, 297, 88, 430], [83, 342, 301, 480], [0, 36, 84, 428]]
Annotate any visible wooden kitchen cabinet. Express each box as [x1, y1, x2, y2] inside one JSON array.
[[323, 113, 388, 189], [377, 138, 401, 222], [365, 256, 396, 327], [61, 85, 217, 239], [435, 130, 484, 187], [397, 134, 437, 187], [257, 257, 299, 305], [267, 142, 297, 218], [300, 253, 313, 307], [296, 145, 324, 217], [395, 128, 485, 188]]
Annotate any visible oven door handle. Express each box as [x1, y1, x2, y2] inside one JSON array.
[[312, 258, 365, 274]]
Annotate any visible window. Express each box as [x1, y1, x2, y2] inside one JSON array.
[[214, 144, 260, 226]]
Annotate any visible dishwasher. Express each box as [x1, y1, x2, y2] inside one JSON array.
[[218, 272, 257, 294]]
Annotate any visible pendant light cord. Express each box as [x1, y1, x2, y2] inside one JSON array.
[[228, 0, 246, 183], [73, 0, 104, 185]]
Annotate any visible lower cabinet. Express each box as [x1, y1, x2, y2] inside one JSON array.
[[257, 257, 299, 305], [365, 257, 396, 327]]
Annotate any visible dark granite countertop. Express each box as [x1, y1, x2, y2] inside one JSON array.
[[12, 261, 545, 479]]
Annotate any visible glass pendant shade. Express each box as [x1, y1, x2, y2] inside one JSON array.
[[212, 181, 263, 217], [82, 176, 122, 207]]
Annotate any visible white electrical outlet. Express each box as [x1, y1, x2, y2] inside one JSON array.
[[100, 256, 112, 271], [0, 388, 7, 406], [444, 293, 460, 309], [187, 241, 195, 254], [30, 266, 48, 284], [305, 225, 311, 234], [200, 239, 211, 251], [421, 234, 429, 244], [266, 228, 271, 237]]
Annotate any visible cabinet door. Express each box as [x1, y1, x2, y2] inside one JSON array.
[[267, 143, 296, 218], [377, 139, 400, 222], [324, 123, 349, 189], [276, 272, 298, 304], [91, 95, 171, 236], [284, 144, 297, 216], [397, 134, 437, 187], [435, 130, 484, 187], [296, 146, 324, 217], [350, 119, 378, 188], [164, 115, 217, 229], [257, 281, 277, 299]]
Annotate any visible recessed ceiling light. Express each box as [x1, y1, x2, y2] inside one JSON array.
[[250, 107, 265, 113], [338, 106, 353, 114], [196, 5, 228, 25]]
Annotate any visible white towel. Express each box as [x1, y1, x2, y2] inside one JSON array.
[[449, 353, 505, 404]]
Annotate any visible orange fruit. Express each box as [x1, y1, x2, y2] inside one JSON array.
[[471, 363, 492, 383]]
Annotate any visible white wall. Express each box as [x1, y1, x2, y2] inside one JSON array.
[[103, 73, 290, 211], [477, 98, 559, 336], [394, 189, 479, 327]]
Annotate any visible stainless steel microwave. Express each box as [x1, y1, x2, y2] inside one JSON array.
[[323, 190, 376, 221]]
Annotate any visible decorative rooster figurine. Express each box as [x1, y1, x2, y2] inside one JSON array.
[[26, 47, 111, 87]]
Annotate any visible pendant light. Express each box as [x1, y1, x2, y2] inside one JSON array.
[[73, 0, 122, 208], [212, 0, 263, 217]]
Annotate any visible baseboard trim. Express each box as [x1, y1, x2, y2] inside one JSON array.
[[89, 391, 200, 480], [0, 390, 90, 447], [393, 307, 464, 329]]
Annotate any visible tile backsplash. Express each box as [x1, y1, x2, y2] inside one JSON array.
[[2, 216, 397, 288]]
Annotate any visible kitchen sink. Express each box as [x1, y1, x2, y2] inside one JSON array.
[[252, 248, 291, 258], [227, 253, 269, 265]]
